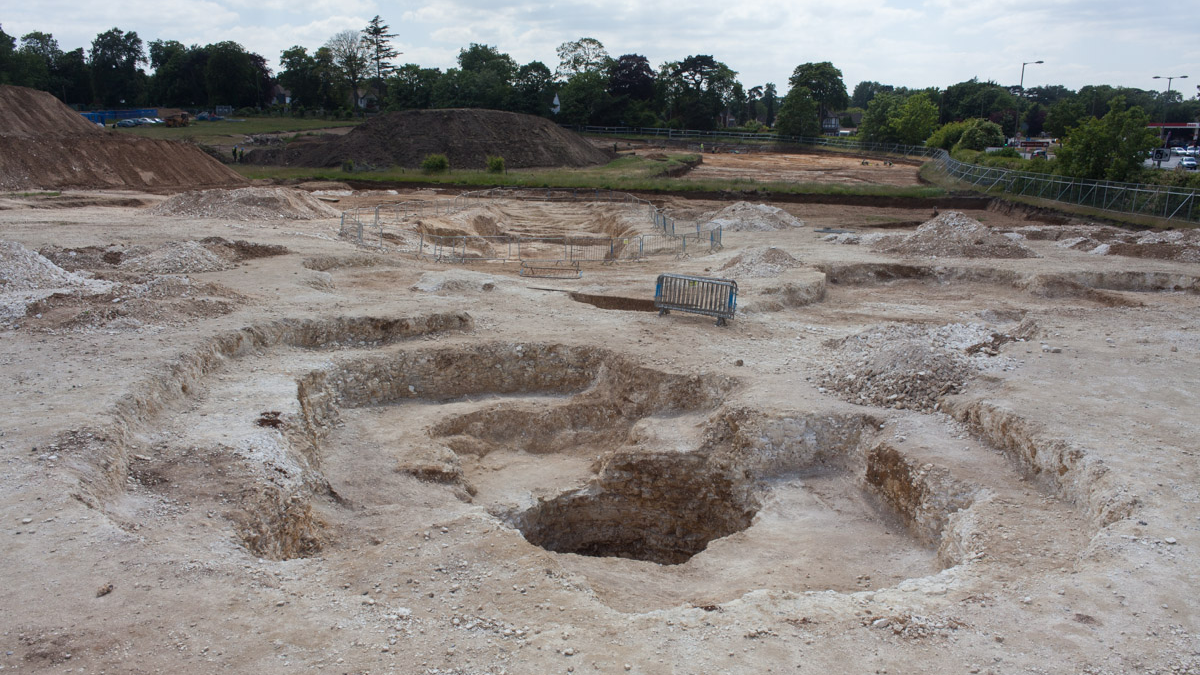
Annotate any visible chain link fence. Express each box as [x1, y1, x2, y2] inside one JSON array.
[[573, 125, 1200, 223]]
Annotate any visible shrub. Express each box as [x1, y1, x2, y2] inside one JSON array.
[[486, 156, 505, 174], [926, 120, 971, 150], [986, 147, 1021, 158], [342, 159, 355, 173], [421, 153, 450, 174], [954, 119, 1005, 152]]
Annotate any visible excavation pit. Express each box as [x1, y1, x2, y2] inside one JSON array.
[[505, 453, 759, 565], [307, 342, 979, 607]]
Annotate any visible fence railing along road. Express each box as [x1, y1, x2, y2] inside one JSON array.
[[572, 125, 1200, 224]]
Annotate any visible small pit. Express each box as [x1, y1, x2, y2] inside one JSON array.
[[506, 453, 758, 565]]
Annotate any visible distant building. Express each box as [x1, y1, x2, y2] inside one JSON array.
[[1149, 122, 1200, 146]]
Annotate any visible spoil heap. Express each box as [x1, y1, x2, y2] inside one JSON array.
[[151, 187, 341, 221], [248, 109, 614, 170], [700, 202, 805, 232], [0, 85, 244, 191], [719, 247, 802, 278], [873, 211, 1037, 259], [817, 323, 1018, 412], [0, 240, 114, 323]]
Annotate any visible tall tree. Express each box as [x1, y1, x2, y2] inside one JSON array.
[[361, 15, 399, 91], [1043, 98, 1087, 139], [746, 85, 763, 123], [384, 63, 441, 111], [851, 80, 892, 109], [1056, 96, 1159, 181], [89, 28, 146, 106], [55, 48, 91, 104], [891, 93, 940, 145], [0, 25, 14, 85], [788, 62, 849, 122], [608, 54, 654, 100], [324, 30, 369, 111], [763, 82, 777, 126], [513, 60, 552, 115], [774, 86, 820, 137], [558, 69, 618, 125], [279, 46, 320, 107], [202, 42, 270, 108], [8, 32, 56, 90], [660, 55, 736, 130], [858, 92, 903, 142], [555, 37, 609, 80]]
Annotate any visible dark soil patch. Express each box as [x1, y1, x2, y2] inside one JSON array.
[[569, 292, 657, 312], [247, 109, 614, 170]]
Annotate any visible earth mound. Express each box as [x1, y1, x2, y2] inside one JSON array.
[[0, 240, 115, 324], [0, 85, 244, 191], [816, 322, 1020, 412], [247, 108, 614, 170], [150, 187, 341, 220], [701, 202, 805, 232], [873, 211, 1037, 259], [719, 247, 802, 278]]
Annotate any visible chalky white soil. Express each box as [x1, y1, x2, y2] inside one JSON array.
[[0, 187, 1198, 675]]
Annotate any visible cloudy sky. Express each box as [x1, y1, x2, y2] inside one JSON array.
[[6, 0, 1200, 96]]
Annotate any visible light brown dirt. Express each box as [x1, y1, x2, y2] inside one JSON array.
[[638, 148, 924, 186], [0, 172, 1198, 675], [0, 85, 245, 192]]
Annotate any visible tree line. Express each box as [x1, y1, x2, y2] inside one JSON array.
[[2, 20, 1198, 184]]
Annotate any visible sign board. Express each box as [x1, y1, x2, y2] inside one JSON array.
[[1152, 148, 1170, 162]]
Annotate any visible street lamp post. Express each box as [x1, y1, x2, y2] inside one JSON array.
[[1152, 74, 1189, 148], [1019, 60, 1044, 94], [1016, 60, 1043, 146]]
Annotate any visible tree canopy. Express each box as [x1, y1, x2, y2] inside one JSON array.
[[1055, 96, 1160, 181]]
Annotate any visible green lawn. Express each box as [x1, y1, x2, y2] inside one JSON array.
[[114, 117, 361, 146], [237, 153, 947, 198]]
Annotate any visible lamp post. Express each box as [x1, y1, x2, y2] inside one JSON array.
[[1016, 60, 1043, 145], [1019, 60, 1043, 94], [1152, 75, 1188, 146]]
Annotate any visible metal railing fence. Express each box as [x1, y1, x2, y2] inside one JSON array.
[[338, 187, 723, 262], [573, 125, 1200, 223]]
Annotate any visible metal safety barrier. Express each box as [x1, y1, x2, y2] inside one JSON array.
[[571, 125, 1200, 224], [340, 188, 723, 267], [654, 274, 738, 326], [519, 260, 582, 278]]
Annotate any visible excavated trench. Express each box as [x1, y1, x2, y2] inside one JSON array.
[[300, 346, 989, 577], [64, 313, 1108, 608]]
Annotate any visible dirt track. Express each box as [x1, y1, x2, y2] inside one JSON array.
[[662, 149, 924, 187], [1, 167, 1199, 674]]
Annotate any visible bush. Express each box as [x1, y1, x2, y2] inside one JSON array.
[[986, 147, 1021, 158], [342, 159, 355, 173], [486, 156, 505, 174], [954, 119, 1005, 152], [926, 120, 971, 150], [421, 153, 450, 174]]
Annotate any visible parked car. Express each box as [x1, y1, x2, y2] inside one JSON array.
[[115, 119, 141, 127], [1180, 157, 1198, 170], [1173, 145, 1190, 155], [1031, 149, 1048, 159], [1187, 146, 1200, 157]]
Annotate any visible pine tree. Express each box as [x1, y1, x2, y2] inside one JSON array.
[[362, 15, 399, 90]]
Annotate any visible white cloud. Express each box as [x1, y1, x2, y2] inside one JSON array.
[[4, 0, 1197, 95]]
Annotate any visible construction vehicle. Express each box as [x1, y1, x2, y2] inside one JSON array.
[[165, 112, 191, 128]]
